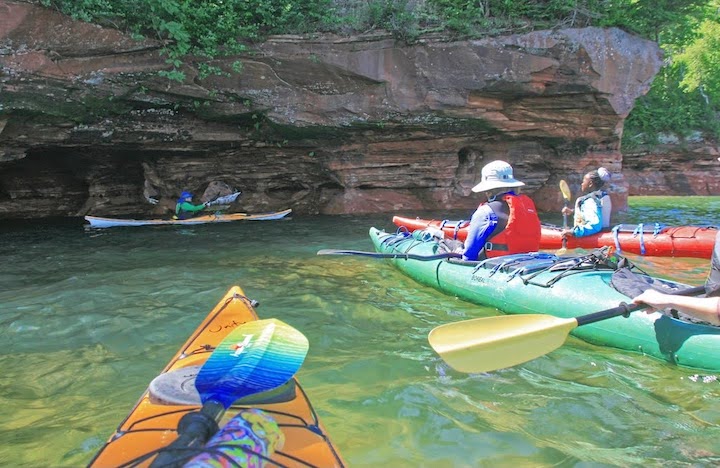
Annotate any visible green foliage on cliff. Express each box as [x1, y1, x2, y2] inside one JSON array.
[[675, 19, 720, 106], [39, 0, 337, 80], [38, 0, 719, 143], [623, 66, 719, 144], [621, 1, 720, 147]]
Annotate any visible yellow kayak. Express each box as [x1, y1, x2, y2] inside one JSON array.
[[88, 285, 344, 467]]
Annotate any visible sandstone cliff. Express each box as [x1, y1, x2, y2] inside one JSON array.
[[624, 141, 720, 196], [0, 0, 669, 219]]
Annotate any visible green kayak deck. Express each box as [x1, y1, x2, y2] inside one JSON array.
[[369, 227, 720, 372]]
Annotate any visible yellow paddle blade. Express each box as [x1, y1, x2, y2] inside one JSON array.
[[428, 314, 579, 373], [558, 179, 572, 255], [559, 179, 571, 201]]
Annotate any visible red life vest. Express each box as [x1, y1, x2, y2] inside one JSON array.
[[484, 194, 541, 258]]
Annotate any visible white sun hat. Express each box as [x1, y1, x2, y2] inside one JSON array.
[[471, 160, 525, 193]]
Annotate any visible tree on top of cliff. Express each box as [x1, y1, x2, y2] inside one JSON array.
[[599, 0, 706, 43], [35, 0, 707, 78], [621, 0, 720, 146], [675, 19, 720, 105], [38, 0, 337, 80]]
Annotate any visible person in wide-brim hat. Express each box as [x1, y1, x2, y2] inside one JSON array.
[[460, 160, 541, 261], [471, 160, 525, 193]]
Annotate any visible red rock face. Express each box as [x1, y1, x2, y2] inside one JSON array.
[[0, 0, 668, 218], [623, 143, 720, 196]]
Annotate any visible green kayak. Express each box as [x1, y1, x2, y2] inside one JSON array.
[[368, 227, 720, 372]]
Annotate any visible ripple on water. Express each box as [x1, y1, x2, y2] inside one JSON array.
[[1, 207, 719, 467]]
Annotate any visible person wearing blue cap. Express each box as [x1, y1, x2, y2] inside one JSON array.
[[175, 191, 207, 219]]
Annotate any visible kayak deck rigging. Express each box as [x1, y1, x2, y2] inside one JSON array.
[[379, 227, 718, 330], [394, 228, 625, 288]]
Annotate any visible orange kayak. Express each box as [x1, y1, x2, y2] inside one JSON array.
[[392, 215, 717, 259], [88, 286, 344, 467]]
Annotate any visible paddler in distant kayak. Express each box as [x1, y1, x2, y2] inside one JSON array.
[[174, 191, 207, 219], [561, 167, 612, 238], [462, 160, 541, 261]]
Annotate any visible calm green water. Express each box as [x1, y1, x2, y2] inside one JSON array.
[[1, 197, 719, 467]]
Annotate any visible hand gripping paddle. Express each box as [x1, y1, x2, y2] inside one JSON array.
[[428, 285, 705, 374]]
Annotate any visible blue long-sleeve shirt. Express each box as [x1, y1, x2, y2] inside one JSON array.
[[463, 202, 500, 261]]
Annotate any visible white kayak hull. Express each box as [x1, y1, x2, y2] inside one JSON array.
[[85, 209, 292, 228]]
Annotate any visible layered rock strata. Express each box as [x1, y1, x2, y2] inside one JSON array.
[[0, 0, 665, 218]]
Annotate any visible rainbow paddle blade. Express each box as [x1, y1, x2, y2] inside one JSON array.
[[195, 318, 309, 408]]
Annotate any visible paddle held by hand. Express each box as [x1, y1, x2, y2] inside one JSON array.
[[428, 285, 705, 373]]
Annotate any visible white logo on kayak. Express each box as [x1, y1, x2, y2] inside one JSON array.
[[230, 321, 276, 357], [232, 335, 253, 356]]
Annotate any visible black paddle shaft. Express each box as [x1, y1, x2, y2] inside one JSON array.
[[150, 400, 224, 467], [317, 249, 462, 261], [575, 285, 707, 327]]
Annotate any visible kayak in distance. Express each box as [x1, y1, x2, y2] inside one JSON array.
[[88, 285, 344, 467], [85, 208, 292, 228], [367, 227, 720, 372], [392, 215, 717, 259]]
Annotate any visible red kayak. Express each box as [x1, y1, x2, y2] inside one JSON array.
[[392, 215, 717, 259]]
